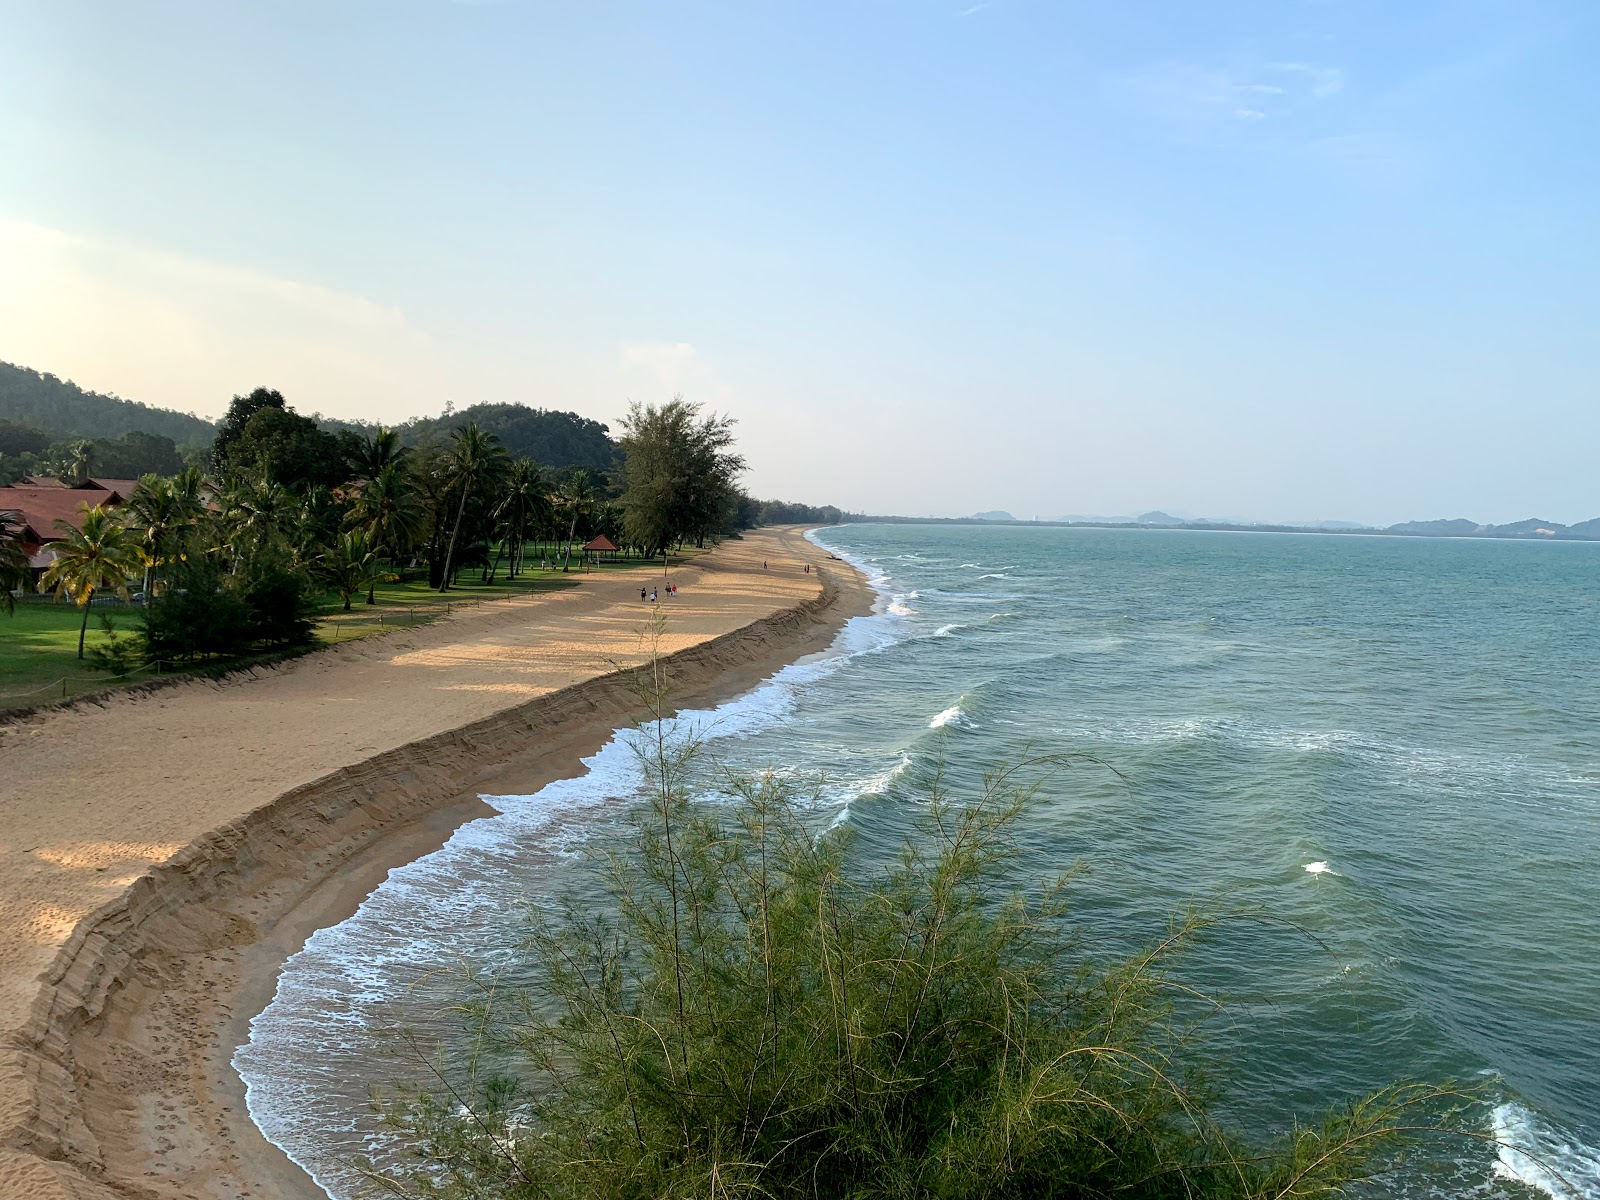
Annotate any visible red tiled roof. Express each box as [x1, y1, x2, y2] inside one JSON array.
[[0, 486, 119, 544], [582, 535, 620, 552], [88, 478, 143, 498]]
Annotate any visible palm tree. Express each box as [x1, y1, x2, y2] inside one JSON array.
[[1, 510, 31, 615], [349, 426, 409, 480], [67, 440, 95, 485], [438, 422, 508, 592], [346, 463, 425, 599], [556, 472, 593, 572], [221, 475, 293, 573], [39, 506, 140, 658], [319, 529, 395, 611], [494, 458, 550, 579], [122, 475, 186, 595]]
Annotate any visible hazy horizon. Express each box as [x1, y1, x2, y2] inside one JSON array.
[[3, 2, 1596, 527]]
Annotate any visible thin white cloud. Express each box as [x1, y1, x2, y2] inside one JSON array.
[[1122, 57, 1344, 129], [959, 2, 993, 15]]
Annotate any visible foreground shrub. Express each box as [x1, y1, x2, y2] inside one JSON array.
[[369, 699, 1452, 1199]]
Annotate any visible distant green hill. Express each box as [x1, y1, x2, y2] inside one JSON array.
[[0, 361, 216, 447], [397, 402, 620, 473]]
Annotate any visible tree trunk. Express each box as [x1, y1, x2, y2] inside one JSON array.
[[439, 484, 470, 592], [563, 514, 578, 572], [78, 597, 91, 659]]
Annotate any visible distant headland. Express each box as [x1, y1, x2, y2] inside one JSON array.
[[842, 509, 1600, 542]]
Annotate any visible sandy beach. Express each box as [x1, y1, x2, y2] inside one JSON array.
[[0, 526, 871, 1200]]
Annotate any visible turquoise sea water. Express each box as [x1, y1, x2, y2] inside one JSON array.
[[238, 524, 1600, 1198]]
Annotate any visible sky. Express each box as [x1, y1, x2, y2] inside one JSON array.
[[1, 1, 1596, 526]]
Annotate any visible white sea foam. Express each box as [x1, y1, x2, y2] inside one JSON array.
[[977, 572, 1010, 580], [1303, 860, 1336, 876], [239, 528, 911, 1197], [1492, 1101, 1600, 1199], [933, 623, 965, 638], [930, 705, 963, 729]]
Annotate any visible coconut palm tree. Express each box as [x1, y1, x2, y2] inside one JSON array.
[[438, 422, 508, 592], [38, 506, 140, 657], [221, 475, 293, 573], [346, 463, 425, 598], [319, 529, 395, 611], [122, 475, 186, 595], [556, 471, 593, 572], [1, 510, 31, 616], [67, 440, 95, 485], [349, 426, 409, 481], [494, 458, 550, 579]]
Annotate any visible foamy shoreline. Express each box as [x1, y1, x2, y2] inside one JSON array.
[[0, 527, 871, 1200]]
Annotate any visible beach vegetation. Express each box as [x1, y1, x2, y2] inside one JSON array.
[[617, 397, 746, 557], [1, 509, 29, 615], [366, 679, 1455, 1199], [38, 506, 142, 657], [438, 422, 512, 591]]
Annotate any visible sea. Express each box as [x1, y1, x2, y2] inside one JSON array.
[[236, 523, 1600, 1199]]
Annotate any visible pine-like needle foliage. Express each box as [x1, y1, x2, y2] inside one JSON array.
[[369, 680, 1447, 1200]]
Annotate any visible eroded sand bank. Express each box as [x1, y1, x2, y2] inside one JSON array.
[[0, 527, 870, 1199]]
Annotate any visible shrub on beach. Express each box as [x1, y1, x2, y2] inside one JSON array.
[[368, 695, 1451, 1199]]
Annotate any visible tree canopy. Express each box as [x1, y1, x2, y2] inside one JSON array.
[[0, 361, 216, 445]]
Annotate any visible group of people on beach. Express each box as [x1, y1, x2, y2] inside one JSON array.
[[642, 584, 680, 602]]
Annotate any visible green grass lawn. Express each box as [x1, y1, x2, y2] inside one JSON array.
[[0, 602, 147, 708], [0, 546, 703, 711]]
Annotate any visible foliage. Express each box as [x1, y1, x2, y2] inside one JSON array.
[[240, 552, 320, 646], [0, 361, 216, 445], [346, 462, 426, 568], [438, 422, 511, 591], [38, 505, 141, 658], [0, 509, 29, 615], [319, 529, 397, 610], [84, 612, 140, 676], [350, 426, 411, 480], [618, 397, 746, 555], [0, 418, 51, 457], [218, 401, 361, 490], [401, 403, 619, 473], [370, 696, 1450, 1200], [140, 546, 252, 662]]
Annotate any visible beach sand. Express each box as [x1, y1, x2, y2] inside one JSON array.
[[0, 526, 870, 1200]]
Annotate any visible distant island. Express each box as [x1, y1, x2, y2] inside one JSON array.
[[874, 510, 1600, 542]]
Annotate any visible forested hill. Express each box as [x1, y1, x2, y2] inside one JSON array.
[[0, 362, 217, 446], [394, 403, 619, 472], [0, 365, 618, 473]]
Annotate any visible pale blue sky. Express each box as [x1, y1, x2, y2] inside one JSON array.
[[2, 1, 1596, 524]]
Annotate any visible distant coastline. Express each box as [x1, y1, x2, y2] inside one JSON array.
[[836, 512, 1600, 543]]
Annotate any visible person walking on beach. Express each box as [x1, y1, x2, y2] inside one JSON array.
[[641, 587, 647, 601], [650, 587, 658, 602]]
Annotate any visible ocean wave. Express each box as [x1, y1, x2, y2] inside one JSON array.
[[239, 530, 914, 1196], [1303, 860, 1338, 877], [977, 572, 1011, 580], [930, 704, 964, 729], [1492, 1101, 1600, 1200], [933, 623, 967, 638]]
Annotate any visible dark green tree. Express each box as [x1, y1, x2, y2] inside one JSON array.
[[437, 422, 509, 591]]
